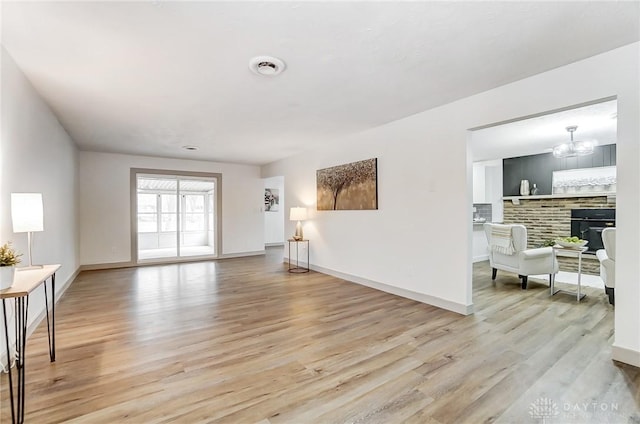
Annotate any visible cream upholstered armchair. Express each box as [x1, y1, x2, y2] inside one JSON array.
[[483, 223, 559, 289], [596, 227, 615, 305]]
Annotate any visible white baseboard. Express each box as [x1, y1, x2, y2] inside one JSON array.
[[81, 250, 266, 271], [306, 262, 473, 316], [265, 242, 285, 247], [473, 254, 489, 263], [80, 261, 133, 271], [612, 344, 640, 368], [220, 250, 265, 259]]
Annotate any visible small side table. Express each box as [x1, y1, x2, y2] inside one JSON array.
[[551, 245, 588, 302], [288, 239, 309, 273]]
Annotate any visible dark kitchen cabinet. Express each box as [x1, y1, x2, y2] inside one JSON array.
[[503, 157, 523, 196], [589, 146, 605, 168], [502, 144, 616, 196], [530, 153, 553, 194]]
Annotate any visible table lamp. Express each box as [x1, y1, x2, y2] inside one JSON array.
[[289, 207, 307, 241], [11, 193, 44, 269]]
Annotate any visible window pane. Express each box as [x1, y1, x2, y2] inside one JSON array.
[[138, 214, 157, 232], [184, 213, 205, 231], [184, 195, 204, 213], [161, 214, 177, 231], [208, 194, 214, 230], [138, 193, 157, 213], [161, 194, 177, 213]]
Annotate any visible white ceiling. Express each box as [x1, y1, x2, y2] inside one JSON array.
[[2, 2, 639, 165], [471, 99, 618, 162]]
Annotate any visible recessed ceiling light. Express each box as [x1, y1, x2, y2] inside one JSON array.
[[249, 56, 286, 76], [182, 145, 198, 151]]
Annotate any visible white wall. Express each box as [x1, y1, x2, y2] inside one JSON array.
[[264, 176, 284, 245], [472, 226, 489, 263], [473, 159, 503, 222], [79, 152, 264, 265], [262, 43, 640, 366], [1, 47, 80, 361], [485, 163, 503, 223], [472, 163, 486, 203]]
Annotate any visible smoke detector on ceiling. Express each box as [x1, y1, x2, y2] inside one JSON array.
[[249, 56, 286, 76]]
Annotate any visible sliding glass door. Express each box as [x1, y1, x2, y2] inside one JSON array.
[[133, 171, 220, 263]]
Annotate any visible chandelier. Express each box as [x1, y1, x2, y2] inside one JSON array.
[[552, 126, 594, 158]]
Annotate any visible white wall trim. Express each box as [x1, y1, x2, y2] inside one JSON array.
[[473, 254, 489, 263], [80, 261, 134, 271], [612, 344, 640, 368], [265, 242, 285, 247], [219, 250, 265, 259], [308, 263, 474, 316], [80, 250, 266, 271]]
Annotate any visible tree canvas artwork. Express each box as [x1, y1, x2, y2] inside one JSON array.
[[316, 158, 378, 210]]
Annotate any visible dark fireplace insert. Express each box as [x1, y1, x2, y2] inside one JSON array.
[[570, 208, 615, 253]]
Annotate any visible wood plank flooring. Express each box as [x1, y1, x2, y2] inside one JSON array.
[[2, 248, 639, 423]]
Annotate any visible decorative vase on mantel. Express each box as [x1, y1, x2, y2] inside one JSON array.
[[0, 266, 16, 290], [520, 179, 530, 196], [531, 183, 539, 195]]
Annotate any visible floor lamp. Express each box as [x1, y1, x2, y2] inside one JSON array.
[[11, 193, 44, 269]]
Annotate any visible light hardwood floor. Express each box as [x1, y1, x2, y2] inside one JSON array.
[[2, 248, 639, 423]]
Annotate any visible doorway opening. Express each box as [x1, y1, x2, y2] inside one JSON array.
[[468, 97, 617, 304], [131, 169, 222, 264], [263, 176, 285, 247]]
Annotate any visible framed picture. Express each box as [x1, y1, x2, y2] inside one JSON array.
[[265, 188, 279, 212], [317, 158, 378, 210]]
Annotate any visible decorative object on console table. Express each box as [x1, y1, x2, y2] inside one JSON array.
[[290, 207, 307, 241], [0, 242, 22, 290], [11, 192, 44, 269]]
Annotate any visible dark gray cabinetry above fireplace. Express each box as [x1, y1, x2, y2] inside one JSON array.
[[503, 144, 616, 196]]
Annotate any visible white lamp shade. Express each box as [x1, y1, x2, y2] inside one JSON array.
[[11, 193, 44, 233], [289, 207, 308, 221]]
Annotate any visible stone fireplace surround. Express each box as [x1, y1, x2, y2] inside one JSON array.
[[503, 195, 615, 275]]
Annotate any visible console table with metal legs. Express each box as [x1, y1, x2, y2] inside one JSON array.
[[1, 264, 60, 424], [287, 239, 309, 273], [550, 246, 587, 302]]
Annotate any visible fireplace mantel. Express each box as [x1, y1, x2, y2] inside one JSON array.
[[503, 192, 616, 205]]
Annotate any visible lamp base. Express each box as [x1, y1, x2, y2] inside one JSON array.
[[18, 265, 44, 271], [23, 232, 44, 271], [294, 221, 304, 241]]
